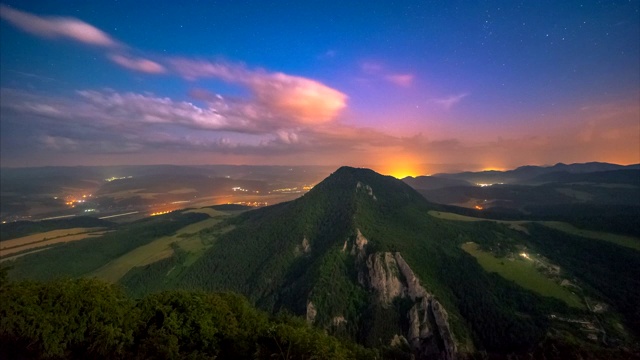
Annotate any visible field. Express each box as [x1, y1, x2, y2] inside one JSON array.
[[430, 210, 640, 250], [90, 209, 223, 283], [541, 221, 640, 251], [428, 211, 530, 233], [1, 228, 108, 257], [461, 242, 584, 308], [183, 207, 227, 218]]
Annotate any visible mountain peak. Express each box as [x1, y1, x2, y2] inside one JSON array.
[[307, 166, 425, 207]]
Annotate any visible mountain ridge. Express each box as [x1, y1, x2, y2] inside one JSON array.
[[176, 166, 618, 358]]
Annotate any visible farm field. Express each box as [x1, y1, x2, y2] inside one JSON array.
[[428, 210, 530, 232], [461, 242, 584, 308], [1, 228, 108, 257], [91, 215, 222, 282], [430, 210, 640, 249], [183, 207, 227, 217], [541, 221, 640, 251]]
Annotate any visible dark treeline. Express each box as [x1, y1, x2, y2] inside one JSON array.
[[0, 275, 377, 360], [433, 202, 640, 238], [0, 216, 113, 241]]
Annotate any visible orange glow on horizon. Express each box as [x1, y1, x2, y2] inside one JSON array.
[[481, 167, 506, 171], [373, 153, 422, 179]]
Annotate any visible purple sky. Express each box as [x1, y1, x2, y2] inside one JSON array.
[[1, 1, 638, 176]]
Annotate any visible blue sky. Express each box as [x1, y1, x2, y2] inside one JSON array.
[[1, 1, 638, 175]]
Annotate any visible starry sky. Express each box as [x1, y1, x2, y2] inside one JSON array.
[[1, 1, 638, 176]]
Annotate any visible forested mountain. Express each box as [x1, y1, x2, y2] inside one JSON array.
[[156, 167, 638, 358], [3, 167, 639, 359]]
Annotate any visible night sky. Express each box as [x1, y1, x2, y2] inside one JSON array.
[[1, 1, 638, 176]]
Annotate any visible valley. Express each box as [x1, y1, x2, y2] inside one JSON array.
[[2, 164, 639, 359]]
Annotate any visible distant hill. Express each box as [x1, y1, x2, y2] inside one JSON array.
[[402, 175, 472, 189], [526, 169, 640, 185], [432, 162, 639, 184]]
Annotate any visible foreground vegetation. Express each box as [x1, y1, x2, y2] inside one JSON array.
[[0, 275, 377, 360]]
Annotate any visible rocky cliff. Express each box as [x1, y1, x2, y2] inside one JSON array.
[[359, 247, 457, 360]]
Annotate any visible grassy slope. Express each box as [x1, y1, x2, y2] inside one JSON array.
[[0, 217, 112, 241], [93, 212, 224, 283], [6, 212, 209, 281], [430, 210, 640, 251], [461, 242, 584, 308]]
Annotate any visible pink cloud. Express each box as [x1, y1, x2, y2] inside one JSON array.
[[171, 59, 348, 124], [108, 54, 166, 74], [385, 74, 414, 87], [432, 93, 469, 110], [0, 5, 118, 47], [360, 62, 384, 74]]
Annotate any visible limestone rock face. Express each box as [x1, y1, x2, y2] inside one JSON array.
[[394, 253, 428, 300], [350, 229, 369, 261], [332, 316, 346, 327], [301, 237, 310, 253], [356, 181, 377, 200], [306, 301, 317, 324], [432, 300, 457, 360], [366, 252, 405, 305], [295, 237, 311, 256], [357, 247, 457, 360]]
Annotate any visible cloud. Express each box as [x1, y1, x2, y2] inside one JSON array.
[[385, 74, 414, 87], [75, 90, 263, 133], [0, 5, 118, 47], [0, 88, 402, 159], [359, 61, 414, 87], [171, 59, 348, 124], [0, 6, 165, 76], [318, 50, 337, 59], [360, 62, 383, 74], [108, 54, 166, 74], [432, 93, 469, 109]]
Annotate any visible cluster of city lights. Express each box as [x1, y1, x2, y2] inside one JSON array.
[[105, 176, 132, 182], [228, 201, 268, 207], [64, 194, 92, 208], [150, 210, 174, 216]]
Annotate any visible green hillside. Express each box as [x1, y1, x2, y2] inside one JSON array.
[[168, 167, 638, 357], [4, 167, 639, 359]]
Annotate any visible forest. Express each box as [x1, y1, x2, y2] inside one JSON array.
[[0, 272, 377, 359]]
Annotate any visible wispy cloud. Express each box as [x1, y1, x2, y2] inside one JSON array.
[[171, 59, 348, 124], [108, 54, 166, 74], [0, 5, 118, 47], [360, 61, 414, 87], [360, 61, 384, 74], [432, 93, 469, 110], [385, 74, 414, 87], [0, 5, 170, 76], [318, 50, 337, 59]]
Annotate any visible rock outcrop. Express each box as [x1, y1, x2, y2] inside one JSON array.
[[306, 301, 317, 324], [365, 252, 405, 305], [356, 181, 377, 200], [295, 236, 311, 256], [394, 253, 428, 300], [350, 229, 368, 260], [359, 248, 457, 360]]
